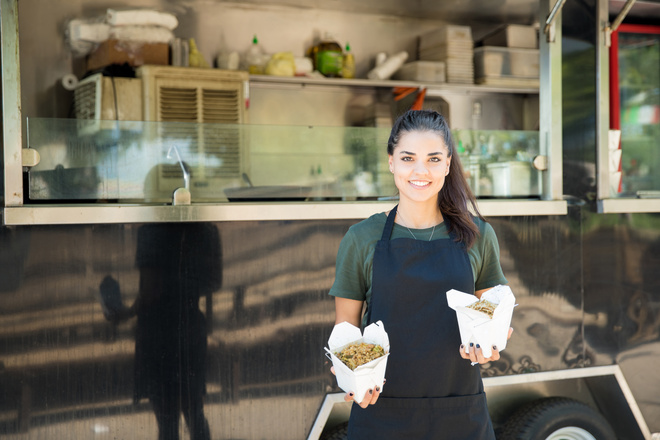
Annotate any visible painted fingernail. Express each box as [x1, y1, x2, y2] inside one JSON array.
[[383, 378, 387, 384], [469, 342, 474, 347], [476, 344, 480, 349], [492, 345, 497, 350], [369, 389, 373, 395], [349, 392, 354, 397], [460, 344, 464, 350], [376, 387, 381, 392]]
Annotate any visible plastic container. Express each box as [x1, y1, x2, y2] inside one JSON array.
[[393, 61, 446, 83], [473, 46, 539, 84], [341, 43, 355, 79], [474, 46, 539, 78], [315, 34, 343, 77]]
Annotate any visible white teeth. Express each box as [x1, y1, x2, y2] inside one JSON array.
[[410, 181, 430, 187]]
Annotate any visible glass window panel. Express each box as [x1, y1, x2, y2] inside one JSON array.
[[617, 29, 660, 197], [27, 118, 541, 203]]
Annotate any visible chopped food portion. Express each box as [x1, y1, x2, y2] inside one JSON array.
[[335, 342, 386, 370], [467, 299, 497, 318]]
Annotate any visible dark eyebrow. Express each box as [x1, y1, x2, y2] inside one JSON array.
[[398, 150, 445, 156]]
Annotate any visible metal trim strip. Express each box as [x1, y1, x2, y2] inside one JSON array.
[[2, 200, 568, 225], [599, 198, 660, 213]]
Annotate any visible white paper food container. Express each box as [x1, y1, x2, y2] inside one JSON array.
[[447, 285, 516, 358], [325, 320, 390, 403]]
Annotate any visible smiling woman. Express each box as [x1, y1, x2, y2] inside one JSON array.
[[329, 109, 509, 440]]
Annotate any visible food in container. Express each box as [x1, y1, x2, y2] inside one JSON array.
[[466, 298, 497, 318], [335, 342, 386, 371], [447, 285, 516, 358], [325, 321, 390, 403]]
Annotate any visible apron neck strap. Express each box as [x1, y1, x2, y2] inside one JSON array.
[[381, 205, 399, 241], [382, 204, 459, 242]]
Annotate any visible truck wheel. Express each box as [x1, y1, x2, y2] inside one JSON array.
[[498, 397, 616, 440], [320, 422, 348, 440]]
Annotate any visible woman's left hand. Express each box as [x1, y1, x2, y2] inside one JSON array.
[[459, 327, 513, 364]]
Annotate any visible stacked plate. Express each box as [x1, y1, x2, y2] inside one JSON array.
[[419, 25, 474, 84]]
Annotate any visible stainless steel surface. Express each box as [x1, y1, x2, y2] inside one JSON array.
[[599, 198, 660, 213], [598, 0, 612, 202], [2, 200, 568, 225], [2, 209, 660, 438], [20, 149, 40, 168], [1, 0, 23, 206], [609, 0, 638, 33], [539, 0, 564, 202], [250, 75, 540, 95], [544, 0, 568, 41]]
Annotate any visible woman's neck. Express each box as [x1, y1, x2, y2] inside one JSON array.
[[396, 200, 443, 229]]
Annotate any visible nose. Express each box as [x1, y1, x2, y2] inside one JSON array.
[[413, 160, 430, 175]]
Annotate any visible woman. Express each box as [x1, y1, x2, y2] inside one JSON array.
[[329, 109, 509, 439]]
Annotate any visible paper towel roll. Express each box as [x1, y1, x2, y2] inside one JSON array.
[[61, 74, 79, 91]]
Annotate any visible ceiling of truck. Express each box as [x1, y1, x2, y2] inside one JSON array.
[[188, 0, 660, 25]]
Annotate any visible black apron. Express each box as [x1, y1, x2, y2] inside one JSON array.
[[348, 206, 495, 440]]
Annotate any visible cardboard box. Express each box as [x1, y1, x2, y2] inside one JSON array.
[[481, 25, 538, 49], [87, 39, 169, 72], [447, 285, 516, 358], [325, 321, 390, 403]]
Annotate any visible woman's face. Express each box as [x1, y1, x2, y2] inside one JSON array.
[[388, 130, 451, 204]]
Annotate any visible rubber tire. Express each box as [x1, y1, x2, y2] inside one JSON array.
[[498, 397, 617, 440], [320, 422, 349, 440]]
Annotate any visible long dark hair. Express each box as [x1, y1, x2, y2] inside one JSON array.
[[387, 109, 484, 249]]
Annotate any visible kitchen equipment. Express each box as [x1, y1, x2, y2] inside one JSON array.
[[487, 161, 535, 197]]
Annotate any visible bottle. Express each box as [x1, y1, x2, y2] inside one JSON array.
[[315, 33, 343, 77], [245, 35, 266, 74], [188, 38, 210, 68], [367, 51, 408, 80], [341, 43, 355, 79]]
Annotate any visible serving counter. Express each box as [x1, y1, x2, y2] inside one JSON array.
[[3, 117, 567, 225]]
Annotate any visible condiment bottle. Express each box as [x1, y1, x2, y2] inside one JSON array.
[[245, 34, 266, 74], [341, 42, 355, 79]]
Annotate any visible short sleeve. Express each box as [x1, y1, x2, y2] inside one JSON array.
[[329, 228, 368, 302], [473, 221, 508, 290]]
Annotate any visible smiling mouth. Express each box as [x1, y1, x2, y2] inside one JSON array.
[[410, 180, 431, 188]]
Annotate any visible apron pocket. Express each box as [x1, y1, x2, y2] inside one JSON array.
[[348, 393, 494, 440]]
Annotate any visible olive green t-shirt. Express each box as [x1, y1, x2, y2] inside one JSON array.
[[329, 212, 507, 325]]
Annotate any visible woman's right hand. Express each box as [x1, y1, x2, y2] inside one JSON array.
[[331, 366, 383, 408]]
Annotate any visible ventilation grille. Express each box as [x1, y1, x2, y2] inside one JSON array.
[[155, 82, 244, 181], [159, 87, 198, 122], [74, 77, 100, 120]]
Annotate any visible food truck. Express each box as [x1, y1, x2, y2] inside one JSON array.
[[1, 0, 659, 438]]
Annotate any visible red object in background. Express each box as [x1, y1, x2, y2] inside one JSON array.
[[393, 87, 427, 111], [608, 24, 660, 193]]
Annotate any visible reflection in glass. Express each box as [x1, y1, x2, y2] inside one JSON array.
[[99, 223, 222, 440], [27, 118, 542, 202], [615, 27, 660, 197]]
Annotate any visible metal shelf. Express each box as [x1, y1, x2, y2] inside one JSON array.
[[249, 75, 539, 95]]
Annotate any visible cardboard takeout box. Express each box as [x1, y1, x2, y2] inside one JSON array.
[[447, 285, 516, 358], [325, 321, 390, 403]]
